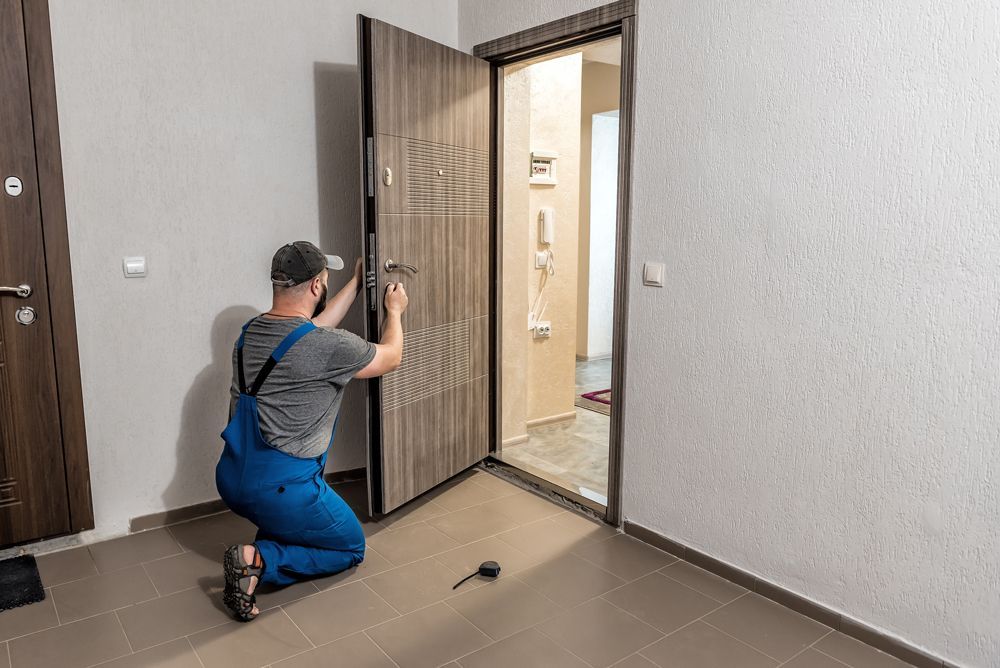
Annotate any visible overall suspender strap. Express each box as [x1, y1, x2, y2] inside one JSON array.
[[247, 321, 317, 396], [236, 318, 256, 395]]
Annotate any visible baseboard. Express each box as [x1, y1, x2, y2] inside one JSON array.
[[526, 411, 577, 428], [623, 521, 949, 668], [501, 434, 529, 447], [129, 467, 367, 533], [576, 352, 612, 361]]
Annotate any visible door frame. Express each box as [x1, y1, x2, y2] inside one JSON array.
[[15, 0, 93, 535], [474, 0, 637, 526]]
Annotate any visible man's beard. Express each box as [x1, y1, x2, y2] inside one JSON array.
[[312, 284, 329, 318]]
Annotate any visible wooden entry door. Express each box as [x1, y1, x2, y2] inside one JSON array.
[[0, 0, 72, 545], [358, 17, 491, 514]]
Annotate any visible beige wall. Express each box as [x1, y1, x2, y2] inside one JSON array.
[[501, 53, 583, 442], [500, 65, 531, 443], [576, 61, 621, 358]]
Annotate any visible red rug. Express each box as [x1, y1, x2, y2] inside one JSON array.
[[576, 388, 612, 415]]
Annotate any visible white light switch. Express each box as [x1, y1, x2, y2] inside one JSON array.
[[643, 262, 665, 287], [123, 256, 146, 278]]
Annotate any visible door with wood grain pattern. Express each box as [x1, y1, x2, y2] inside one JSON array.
[[358, 16, 491, 514], [0, 0, 72, 546]]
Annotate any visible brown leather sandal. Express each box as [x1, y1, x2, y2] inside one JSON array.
[[223, 544, 263, 622]]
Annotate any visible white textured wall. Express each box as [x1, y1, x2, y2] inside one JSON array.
[[47, 0, 457, 540], [461, 1, 1000, 666]]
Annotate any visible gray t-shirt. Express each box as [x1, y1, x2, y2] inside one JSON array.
[[230, 316, 376, 458]]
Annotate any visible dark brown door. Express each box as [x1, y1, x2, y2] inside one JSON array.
[[0, 0, 72, 545], [358, 17, 491, 514]]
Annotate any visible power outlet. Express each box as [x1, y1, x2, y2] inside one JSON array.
[[533, 321, 552, 338]]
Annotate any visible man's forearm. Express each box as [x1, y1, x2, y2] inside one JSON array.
[[380, 311, 403, 366]]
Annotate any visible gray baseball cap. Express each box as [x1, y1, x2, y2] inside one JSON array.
[[270, 241, 343, 286]]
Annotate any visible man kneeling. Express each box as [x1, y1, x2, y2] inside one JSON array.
[[215, 241, 407, 621]]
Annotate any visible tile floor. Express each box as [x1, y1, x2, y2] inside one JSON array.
[[501, 360, 612, 500], [1, 470, 911, 668]]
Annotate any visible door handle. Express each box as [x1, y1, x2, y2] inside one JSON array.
[[383, 259, 418, 274], [0, 284, 31, 298]]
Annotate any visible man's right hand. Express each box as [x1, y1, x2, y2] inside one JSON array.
[[385, 282, 409, 315], [356, 282, 409, 379]]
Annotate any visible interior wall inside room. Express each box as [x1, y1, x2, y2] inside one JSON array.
[[462, 1, 1000, 665], [500, 64, 531, 445], [586, 111, 619, 359], [45, 0, 459, 541], [500, 53, 582, 444], [576, 61, 620, 360]]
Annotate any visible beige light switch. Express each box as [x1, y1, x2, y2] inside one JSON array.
[[643, 262, 664, 287]]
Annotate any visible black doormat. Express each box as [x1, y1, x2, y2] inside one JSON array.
[[0, 554, 45, 612]]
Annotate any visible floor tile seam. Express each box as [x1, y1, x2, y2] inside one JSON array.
[[361, 629, 403, 668], [90, 549, 186, 576], [568, 547, 673, 585], [529, 552, 630, 595], [86, 630, 206, 666], [530, 618, 605, 668], [651, 566, 744, 605], [186, 637, 207, 668], [113, 609, 135, 654], [435, 535, 539, 578], [139, 563, 162, 598], [774, 630, 840, 667], [129, 614, 236, 655], [623, 629, 689, 667], [38, 587, 168, 632], [135, 544, 212, 569], [49, 587, 61, 626], [362, 567, 495, 621], [362, 604, 493, 661], [359, 579, 405, 617], [37, 569, 101, 589], [809, 644, 869, 668], [429, 486, 522, 515], [593, 565, 703, 603], [57, 587, 165, 623], [420, 489, 540, 529], [277, 607, 316, 649], [439, 588, 563, 645], [700, 617, 806, 664], [656, 563, 750, 604], [4, 641, 9, 668], [579, 591, 667, 639], [368, 525, 508, 568], [52, 563, 164, 605], [600, 588, 762, 657], [508, 572, 579, 609]]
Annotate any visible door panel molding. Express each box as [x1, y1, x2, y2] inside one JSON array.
[[373, 20, 489, 150], [375, 215, 488, 332], [377, 135, 490, 217], [380, 376, 489, 510]]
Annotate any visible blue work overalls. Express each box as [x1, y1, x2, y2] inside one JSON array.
[[215, 318, 365, 586]]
